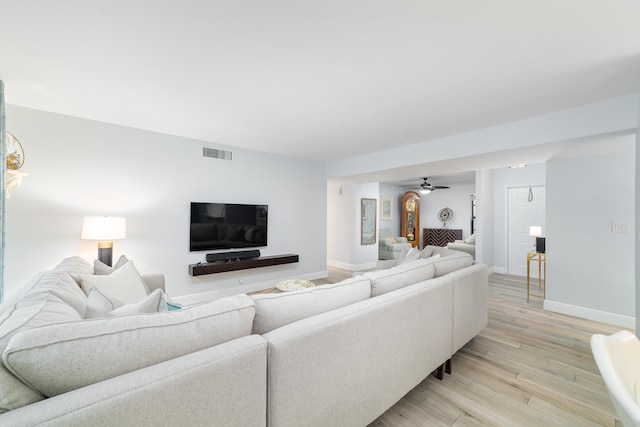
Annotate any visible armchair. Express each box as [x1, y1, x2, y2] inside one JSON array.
[[378, 228, 412, 260], [447, 233, 476, 259]]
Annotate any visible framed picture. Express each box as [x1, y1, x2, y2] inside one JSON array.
[[361, 198, 377, 245], [380, 196, 393, 221]]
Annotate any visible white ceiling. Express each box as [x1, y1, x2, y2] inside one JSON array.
[[1, 1, 639, 165]]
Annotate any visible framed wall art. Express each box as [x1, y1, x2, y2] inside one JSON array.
[[361, 198, 377, 245], [380, 196, 393, 221]]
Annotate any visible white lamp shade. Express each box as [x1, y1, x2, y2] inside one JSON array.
[[81, 216, 126, 240], [529, 226, 542, 237]]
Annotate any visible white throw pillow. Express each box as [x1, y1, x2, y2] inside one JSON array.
[[420, 247, 435, 259], [93, 255, 129, 275], [396, 245, 411, 263], [77, 261, 148, 303], [399, 247, 420, 264]]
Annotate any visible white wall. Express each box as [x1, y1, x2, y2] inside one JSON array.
[[327, 179, 355, 269], [475, 169, 494, 267], [420, 182, 475, 241], [5, 105, 327, 301], [546, 149, 635, 327], [491, 163, 546, 273], [378, 183, 403, 236], [327, 180, 380, 270]]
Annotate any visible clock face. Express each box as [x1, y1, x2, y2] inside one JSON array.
[[438, 207, 453, 223], [406, 199, 416, 212]]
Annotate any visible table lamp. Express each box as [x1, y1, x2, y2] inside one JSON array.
[[529, 226, 545, 253], [81, 216, 126, 266]]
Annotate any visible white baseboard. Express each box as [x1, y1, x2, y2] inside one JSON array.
[[327, 259, 377, 272], [543, 299, 635, 329], [491, 266, 507, 274], [173, 270, 329, 305]]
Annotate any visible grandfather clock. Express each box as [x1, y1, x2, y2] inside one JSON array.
[[401, 191, 421, 248]]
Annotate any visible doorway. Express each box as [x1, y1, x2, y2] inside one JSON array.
[[507, 186, 546, 277]]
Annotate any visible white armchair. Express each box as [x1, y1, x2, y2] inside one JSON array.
[[447, 234, 476, 259], [591, 330, 640, 427], [378, 228, 412, 260]]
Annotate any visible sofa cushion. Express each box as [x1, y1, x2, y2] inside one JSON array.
[[19, 271, 89, 318], [250, 276, 371, 335], [3, 294, 256, 397], [0, 257, 93, 412], [0, 292, 84, 412], [50, 256, 93, 276], [77, 261, 149, 303], [364, 258, 435, 297], [430, 251, 473, 277]]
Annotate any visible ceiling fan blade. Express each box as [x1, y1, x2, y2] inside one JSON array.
[[432, 185, 450, 189]]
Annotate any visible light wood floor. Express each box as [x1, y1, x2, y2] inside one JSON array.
[[317, 269, 628, 426]]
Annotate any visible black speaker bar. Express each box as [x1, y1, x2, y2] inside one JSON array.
[[206, 250, 261, 263]]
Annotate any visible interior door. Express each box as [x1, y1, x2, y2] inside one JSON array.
[[507, 186, 546, 277]]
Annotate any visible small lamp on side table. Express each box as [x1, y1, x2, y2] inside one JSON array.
[[529, 226, 545, 253], [81, 216, 126, 266]]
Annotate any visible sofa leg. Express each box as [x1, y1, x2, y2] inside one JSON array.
[[445, 358, 452, 375], [435, 364, 444, 380]]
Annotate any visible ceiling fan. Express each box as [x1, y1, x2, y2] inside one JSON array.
[[419, 177, 450, 194]]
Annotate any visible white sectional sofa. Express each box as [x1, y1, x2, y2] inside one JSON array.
[[0, 247, 487, 426]]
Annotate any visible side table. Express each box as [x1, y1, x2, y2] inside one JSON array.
[[527, 251, 546, 302]]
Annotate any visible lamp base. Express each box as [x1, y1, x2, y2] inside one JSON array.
[[97, 241, 114, 266]]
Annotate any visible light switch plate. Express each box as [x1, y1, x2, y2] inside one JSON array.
[[612, 221, 631, 233]]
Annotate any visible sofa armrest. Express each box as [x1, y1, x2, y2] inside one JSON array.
[[141, 273, 165, 293], [449, 263, 488, 354], [396, 237, 408, 243], [0, 335, 267, 427]]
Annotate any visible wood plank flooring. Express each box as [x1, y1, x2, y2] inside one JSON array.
[[316, 269, 628, 426]]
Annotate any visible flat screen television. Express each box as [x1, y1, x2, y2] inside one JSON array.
[[190, 202, 268, 251]]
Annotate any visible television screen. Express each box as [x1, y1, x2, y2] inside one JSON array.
[[190, 202, 268, 251]]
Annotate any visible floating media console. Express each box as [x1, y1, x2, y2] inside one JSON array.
[[189, 254, 299, 276]]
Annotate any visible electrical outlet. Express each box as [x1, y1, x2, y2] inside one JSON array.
[[238, 274, 243, 284], [612, 221, 631, 233]]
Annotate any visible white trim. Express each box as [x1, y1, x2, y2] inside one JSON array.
[[544, 299, 635, 329], [173, 270, 328, 305], [490, 266, 506, 274]]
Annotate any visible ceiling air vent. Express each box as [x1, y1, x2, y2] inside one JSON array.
[[202, 147, 233, 161]]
